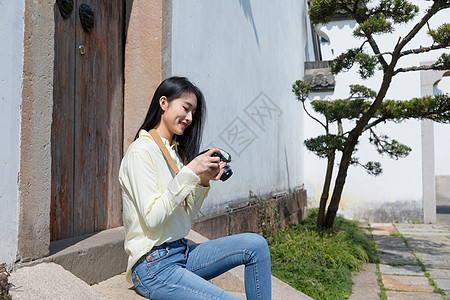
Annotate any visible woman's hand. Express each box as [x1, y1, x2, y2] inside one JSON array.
[[186, 149, 226, 186]]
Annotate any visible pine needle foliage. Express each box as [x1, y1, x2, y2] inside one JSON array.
[[295, 0, 450, 228]]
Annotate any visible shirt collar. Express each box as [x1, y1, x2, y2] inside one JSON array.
[[161, 136, 178, 151], [139, 129, 178, 151]]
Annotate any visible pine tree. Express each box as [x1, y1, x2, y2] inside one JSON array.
[[293, 0, 450, 228]]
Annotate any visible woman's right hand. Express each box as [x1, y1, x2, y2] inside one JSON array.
[[186, 148, 222, 182]]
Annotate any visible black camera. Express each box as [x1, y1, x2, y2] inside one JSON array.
[[197, 148, 233, 181]]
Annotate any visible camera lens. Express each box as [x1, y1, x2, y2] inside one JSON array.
[[220, 165, 233, 181]]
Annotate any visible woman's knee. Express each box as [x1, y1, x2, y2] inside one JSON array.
[[238, 233, 270, 259]]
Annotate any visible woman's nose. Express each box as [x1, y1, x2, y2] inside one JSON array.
[[186, 111, 193, 123]]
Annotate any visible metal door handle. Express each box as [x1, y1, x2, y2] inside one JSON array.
[[78, 44, 86, 55]]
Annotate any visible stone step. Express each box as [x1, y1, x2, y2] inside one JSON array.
[[9, 262, 108, 300], [92, 230, 312, 300], [10, 229, 312, 299]]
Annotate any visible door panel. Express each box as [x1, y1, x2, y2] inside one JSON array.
[[51, 0, 124, 240]]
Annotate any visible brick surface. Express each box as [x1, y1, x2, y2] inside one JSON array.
[[229, 206, 259, 235], [379, 264, 424, 276], [192, 213, 229, 240], [403, 237, 450, 254], [348, 264, 379, 300], [371, 229, 391, 236], [427, 268, 450, 279], [373, 235, 406, 248], [434, 278, 450, 290], [382, 275, 433, 292], [373, 225, 399, 235], [422, 260, 450, 269], [385, 291, 442, 299], [377, 248, 417, 265]]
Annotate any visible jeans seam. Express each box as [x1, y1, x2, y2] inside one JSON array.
[[132, 270, 150, 298], [151, 272, 227, 300], [252, 257, 260, 300], [189, 250, 254, 273]]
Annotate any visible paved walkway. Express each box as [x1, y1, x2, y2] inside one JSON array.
[[350, 223, 450, 300]]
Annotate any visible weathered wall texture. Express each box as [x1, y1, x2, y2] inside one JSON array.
[[0, 0, 25, 267], [434, 77, 450, 207], [17, 0, 54, 261], [305, 1, 449, 222], [192, 190, 307, 240], [171, 0, 307, 215], [124, 0, 169, 152]]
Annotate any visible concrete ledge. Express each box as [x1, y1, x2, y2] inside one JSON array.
[[10, 263, 108, 300], [16, 227, 127, 285]]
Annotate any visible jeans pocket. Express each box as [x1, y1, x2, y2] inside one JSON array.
[[131, 270, 150, 298], [146, 247, 170, 266]]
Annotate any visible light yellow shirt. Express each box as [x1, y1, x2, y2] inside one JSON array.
[[118, 129, 210, 282]]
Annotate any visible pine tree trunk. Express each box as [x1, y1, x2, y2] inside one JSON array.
[[317, 152, 335, 227], [323, 137, 358, 228], [323, 72, 395, 228]]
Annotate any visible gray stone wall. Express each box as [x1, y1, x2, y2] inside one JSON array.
[[192, 189, 307, 240]]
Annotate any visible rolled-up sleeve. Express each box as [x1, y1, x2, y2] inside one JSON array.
[[123, 149, 200, 230]]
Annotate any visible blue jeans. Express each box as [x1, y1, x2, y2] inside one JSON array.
[[131, 233, 271, 300]]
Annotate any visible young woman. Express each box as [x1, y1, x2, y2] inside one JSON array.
[[119, 76, 271, 300]]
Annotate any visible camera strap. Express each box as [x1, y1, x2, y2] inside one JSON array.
[[147, 129, 180, 175], [144, 129, 192, 211]]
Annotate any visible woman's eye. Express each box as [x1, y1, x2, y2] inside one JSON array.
[[183, 107, 188, 111]]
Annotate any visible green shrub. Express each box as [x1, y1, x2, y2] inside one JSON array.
[[268, 209, 374, 299]]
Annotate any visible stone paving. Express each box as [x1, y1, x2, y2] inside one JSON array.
[[350, 223, 450, 299]]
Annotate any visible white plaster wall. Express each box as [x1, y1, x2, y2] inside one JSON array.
[[434, 77, 450, 177], [171, 0, 307, 214], [305, 0, 449, 222], [0, 0, 24, 266]]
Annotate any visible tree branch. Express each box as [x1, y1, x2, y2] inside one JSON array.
[[363, 117, 386, 131], [337, 120, 343, 136], [369, 129, 388, 153], [393, 64, 448, 75], [375, 52, 393, 57], [400, 44, 449, 57], [302, 101, 327, 130], [367, 36, 389, 69], [393, 1, 444, 56]]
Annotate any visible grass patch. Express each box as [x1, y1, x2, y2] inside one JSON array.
[[268, 209, 375, 300]]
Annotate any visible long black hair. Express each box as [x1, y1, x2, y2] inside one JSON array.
[[135, 76, 206, 163]]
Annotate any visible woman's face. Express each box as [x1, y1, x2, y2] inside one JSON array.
[[160, 93, 197, 137]]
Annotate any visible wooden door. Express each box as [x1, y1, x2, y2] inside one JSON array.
[[51, 0, 124, 240]]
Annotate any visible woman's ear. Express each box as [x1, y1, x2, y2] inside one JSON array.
[[159, 96, 168, 112]]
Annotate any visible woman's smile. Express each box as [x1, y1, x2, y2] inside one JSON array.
[[157, 93, 197, 142]]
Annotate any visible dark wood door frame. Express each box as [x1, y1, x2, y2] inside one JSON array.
[[51, 0, 125, 240]]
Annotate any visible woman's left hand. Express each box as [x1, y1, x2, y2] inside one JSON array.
[[198, 161, 226, 186]]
